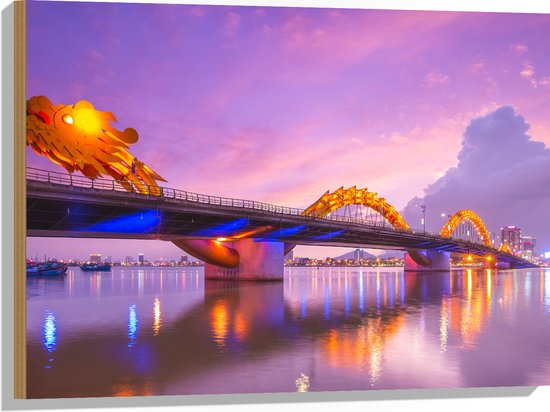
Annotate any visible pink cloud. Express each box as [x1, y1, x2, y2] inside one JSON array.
[[220, 11, 241, 37], [520, 62, 535, 78], [511, 43, 529, 55], [424, 70, 450, 87], [469, 57, 486, 74]]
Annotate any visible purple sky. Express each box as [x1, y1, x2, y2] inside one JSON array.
[[26, 1, 550, 260]]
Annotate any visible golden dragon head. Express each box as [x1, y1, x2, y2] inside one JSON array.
[[26, 95, 166, 195]]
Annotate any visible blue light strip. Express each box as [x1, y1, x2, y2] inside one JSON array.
[[81, 209, 162, 233], [262, 225, 307, 240], [192, 218, 249, 237], [309, 229, 346, 241]]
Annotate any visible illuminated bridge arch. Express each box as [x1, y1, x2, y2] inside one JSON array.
[[302, 186, 410, 230], [440, 210, 491, 247]]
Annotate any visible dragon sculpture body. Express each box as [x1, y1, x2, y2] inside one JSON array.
[[26, 96, 165, 194]]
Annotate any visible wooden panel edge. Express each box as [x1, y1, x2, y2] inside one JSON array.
[[14, 0, 27, 400]]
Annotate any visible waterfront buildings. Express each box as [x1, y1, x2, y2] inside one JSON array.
[[501, 226, 522, 255], [522, 236, 536, 260], [89, 253, 102, 263]]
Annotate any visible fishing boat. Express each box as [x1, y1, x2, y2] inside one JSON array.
[[80, 262, 112, 272], [26, 263, 39, 275], [27, 261, 68, 276]]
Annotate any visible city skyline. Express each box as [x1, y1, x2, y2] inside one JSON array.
[[25, 1, 550, 258]]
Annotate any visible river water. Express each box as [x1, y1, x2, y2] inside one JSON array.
[[26, 266, 550, 398]]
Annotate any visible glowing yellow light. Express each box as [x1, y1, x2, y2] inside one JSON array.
[[216, 237, 228, 242], [295, 373, 310, 392], [153, 298, 162, 336], [467, 255, 473, 262], [75, 107, 103, 133], [440, 210, 492, 247], [62, 114, 73, 125], [301, 186, 409, 231], [211, 301, 229, 351], [486, 256, 492, 261], [467, 269, 472, 298], [26, 96, 166, 196], [487, 270, 492, 301], [234, 312, 248, 341]]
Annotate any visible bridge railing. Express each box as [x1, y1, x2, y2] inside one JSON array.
[[26, 167, 475, 240]]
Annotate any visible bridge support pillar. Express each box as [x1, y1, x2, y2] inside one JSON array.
[[482, 261, 497, 269], [204, 239, 284, 281], [404, 250, 450, 272], [495, 261, 513, 270]]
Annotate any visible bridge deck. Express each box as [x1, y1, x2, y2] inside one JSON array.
[[25, 171, 535, 268]]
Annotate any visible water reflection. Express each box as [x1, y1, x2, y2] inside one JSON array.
[[128, 304, 138, 348], [439, 300, 449, 353], [42, 311, 57, 368], [153, 298, 162, 336], [211, 300, 229, 352], [207, 280, 285, 353], [26, 267, 550, 398]]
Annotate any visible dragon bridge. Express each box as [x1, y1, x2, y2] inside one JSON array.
[[283, 186, 410, 257], [26, 96, 518, 273], [26, 96, 165, 195], [178, 186, 412, 267], [301, 186, 410, 230], [439, 209, 492, 247]]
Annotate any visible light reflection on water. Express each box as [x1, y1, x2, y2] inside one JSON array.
[[127, 304, 138, 348], [42, 311, 57, 369], [26, 267, 550, 398]]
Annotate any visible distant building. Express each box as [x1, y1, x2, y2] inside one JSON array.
[[138, 253, 144, 264], [125, 256, 133, 265], [89, 253, 101, 263], [105, 256, 112, 263], [501, 226, 522, 255], [354, 248, 368, 261], [180, 255, 188, 264], [522, 236, 536, 260]]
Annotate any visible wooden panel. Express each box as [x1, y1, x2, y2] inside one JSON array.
[[14, 0, 27, 400]]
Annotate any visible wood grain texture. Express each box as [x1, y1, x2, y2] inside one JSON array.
[[14, 0, 27, 400]]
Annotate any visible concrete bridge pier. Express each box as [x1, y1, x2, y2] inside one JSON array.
[[495, 261, 514, 270], [204, 238, 284, 281], [404, 250, 451, 272]]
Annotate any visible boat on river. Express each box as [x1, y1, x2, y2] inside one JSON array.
[[27, 261, 68, 276], [80, 263, 112, 272]]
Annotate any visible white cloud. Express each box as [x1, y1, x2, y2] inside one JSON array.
[[402, 106, 550, 250]]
